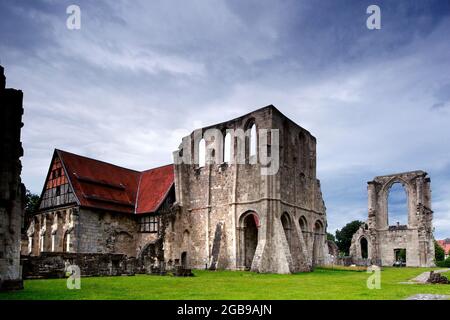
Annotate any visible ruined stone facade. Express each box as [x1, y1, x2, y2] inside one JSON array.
[[167, 106, 328, 273], [0, 65, 25, 290], [350, 171, 435, 267], [26, 105, 327, 275]]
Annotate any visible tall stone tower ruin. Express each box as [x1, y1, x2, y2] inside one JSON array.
[[0, 65, 25, 290]]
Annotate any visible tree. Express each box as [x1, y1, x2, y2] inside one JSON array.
[[435, 240, 445, 262], [335, 220, 364, 256], [23, 189, 40, 231], [327, 232, 336, 242]]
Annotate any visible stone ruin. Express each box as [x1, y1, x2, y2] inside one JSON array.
[[427, 271, 449, 284], [0, 65, 25, 290], [350, 171, 435, 267]]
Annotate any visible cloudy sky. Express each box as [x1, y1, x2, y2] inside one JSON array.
[[1, 0, 449, 238]]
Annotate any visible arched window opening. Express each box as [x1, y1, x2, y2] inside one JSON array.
[[299, 216, 308, 244], [250, 124, 257, 157], [281, 213, 292, 251], [313, 220, 324, 266], [63, 232, 71, 253], [387, 182, 408, 226], [360, 237, 368, 259], [198, 138, 206, 167], [224, 132, 231, 163]]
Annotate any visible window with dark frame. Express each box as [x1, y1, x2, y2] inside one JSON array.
[[139, 215, 159, 233]]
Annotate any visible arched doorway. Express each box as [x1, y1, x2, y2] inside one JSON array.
[[281, 213, 292, 251], [360, 237, 368, 259], [240, 212, 259, 270], [181, 251, 187, 268], [313, 220, 324, 266]]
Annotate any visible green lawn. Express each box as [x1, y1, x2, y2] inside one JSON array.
[[0, 267, 449, 300]]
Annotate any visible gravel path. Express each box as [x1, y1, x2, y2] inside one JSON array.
[[405, 294, 450, 300]]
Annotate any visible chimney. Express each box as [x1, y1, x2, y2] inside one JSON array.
[[0, 65, 5, 90]]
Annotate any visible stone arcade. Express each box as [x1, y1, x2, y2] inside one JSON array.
[[24, 105, 329, 274], [350, 171, 435, 267]]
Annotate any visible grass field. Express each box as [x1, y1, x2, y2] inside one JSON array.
[[0, 267, 449, 300]]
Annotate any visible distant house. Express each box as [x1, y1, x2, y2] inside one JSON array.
[[437, 239, 450, 259]]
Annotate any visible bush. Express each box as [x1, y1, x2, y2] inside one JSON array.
[[435, 241, 446, 262], [436, 257, 450, 268]]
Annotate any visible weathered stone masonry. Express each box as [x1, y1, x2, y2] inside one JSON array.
[[24, 105, 328, 275], [350, 171, 434, 267], [0, 65, 25, 290], [167, 105, 328, 274]]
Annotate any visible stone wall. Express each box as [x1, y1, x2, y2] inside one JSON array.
[[169, 105, 327, 273], [21, 252, 136, 279], [24, 206, 160, 260], [0, 65, 25, 290]]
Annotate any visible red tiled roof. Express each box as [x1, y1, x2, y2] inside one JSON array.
[[437, 239, 450, 254], [136, 165, 174, 214], [56, 149, 173, 214]]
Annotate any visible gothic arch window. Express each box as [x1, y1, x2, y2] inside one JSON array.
[[63, 231, 71, 253], [223, 132, 231, 163], [281, 212, 292, 251], [387, 182, 408, 226], [360, 237, 368, 259], [250, 124, 257, 158], [313, 220, 324, 266], [198, 138, 206, 167]]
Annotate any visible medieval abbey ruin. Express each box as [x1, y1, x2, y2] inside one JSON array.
[[0, 64, 439, 284], [350, 171, 435, 267], [23, 105, 328, 275]]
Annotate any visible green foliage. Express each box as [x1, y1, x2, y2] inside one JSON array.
[[434, 241, 445, 262], [335, 220, 364, 255], [326, 232, 336, 242], [25, 189, 40, 215], [23, 190, 40, 230], [436, 257, 450, 268]]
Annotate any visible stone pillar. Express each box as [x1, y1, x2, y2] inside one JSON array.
[[0, 65, 25, 291]]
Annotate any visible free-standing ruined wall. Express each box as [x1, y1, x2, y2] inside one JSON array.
[[0, 65, 25, 291]]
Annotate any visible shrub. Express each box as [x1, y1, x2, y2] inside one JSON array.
[[435, 241, 446, 262], [436, 257, 450, 268]]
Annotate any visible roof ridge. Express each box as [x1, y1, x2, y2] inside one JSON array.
[[56, 149, 141, 173], [141, 163, 174, 173]]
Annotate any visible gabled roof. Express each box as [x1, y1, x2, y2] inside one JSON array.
[[136, 165, 174, 214], [50, 149, 173, 214]]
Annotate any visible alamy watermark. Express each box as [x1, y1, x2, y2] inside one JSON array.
[[366, 265, 381, 289], [366, 5, 381, 30], [66, 264, 81, 290], [66, 5, 81, 30], [174, 128, 280, 176]]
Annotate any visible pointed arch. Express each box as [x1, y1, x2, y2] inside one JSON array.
[[224, 132, 231, 163], [250, 124, 257, 158], [281, 212, 292, 251], [198, 138, 206, 167]]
